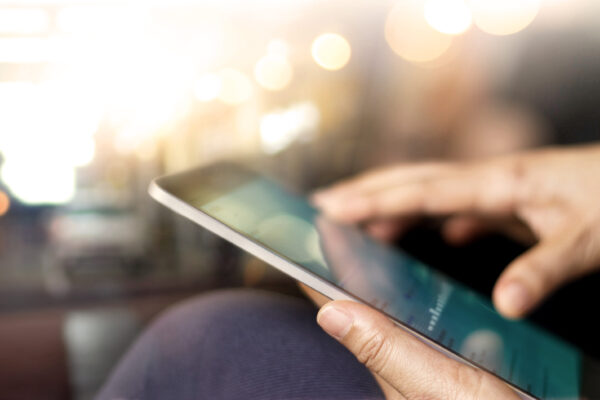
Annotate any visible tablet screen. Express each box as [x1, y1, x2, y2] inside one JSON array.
[[191, 173, 580, 399]]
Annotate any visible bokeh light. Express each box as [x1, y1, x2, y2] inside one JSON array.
[[385, 0, 453, 63], [0, 191, 10, 217], [424, 0, 472, 35], [0, 81, 100, 205], [470, 0, 541, 36], [260, 102, 320, 154], [254, 54, 293, 91], [217, 68, 253, 105], [1, 160, 76, 205], [311, 33, 351, 71], [102, 53, 194, 155], [194, 74, 222, 102]]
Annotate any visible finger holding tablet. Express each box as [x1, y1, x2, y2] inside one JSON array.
[[317, 300, 520, 400]]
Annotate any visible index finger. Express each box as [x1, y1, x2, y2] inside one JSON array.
[[312, 163, 448, 204], [317, 160, 521, 224]]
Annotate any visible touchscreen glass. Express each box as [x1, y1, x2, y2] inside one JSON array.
[[192, 175, 580, 399]]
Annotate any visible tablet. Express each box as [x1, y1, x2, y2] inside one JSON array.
[[149, 162, 600, 400]]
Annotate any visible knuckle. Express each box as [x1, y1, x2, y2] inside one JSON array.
[[420, 181, 439, 212], [356, 196, 379, 218], [355, 330, 392, 375], [483, 160, 525, 212], [508, 157, 527, 189], [505, 157, 528, 206]]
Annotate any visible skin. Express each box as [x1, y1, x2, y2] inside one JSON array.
[[317, 300, 521, 400], [301, 284, 519, 399], [306, 144, 600, 398]]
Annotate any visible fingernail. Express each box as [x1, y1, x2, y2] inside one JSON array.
[[317, 305, 353, 340], [498, 281, 531, 316]]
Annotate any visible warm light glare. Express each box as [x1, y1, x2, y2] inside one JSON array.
[[254, 54, 293, 91], [194, 74, 222, 102], [1, 160, 76, 205], [217, 68, 253, 105], [260, 102, 320, 154], [311, 33, 351, 71], [0, 81, 99, 168], [135, 140, 159, 161], [56, 5, 143, 35], [385, 0, 453, 63], [0, 81, 100, 205], [101, 54, 194, 154], [0, 8, 49, 35], [0, 37, 62, 63], [267, 39, 290, 57], [424, 0, 472, 35], [470, 0, 541, 36]]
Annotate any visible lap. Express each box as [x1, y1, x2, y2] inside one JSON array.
[[97, 289, 384, 400]]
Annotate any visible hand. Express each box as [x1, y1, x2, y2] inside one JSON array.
[[317, 300, 520, 400], [313, 145, 600, 318]]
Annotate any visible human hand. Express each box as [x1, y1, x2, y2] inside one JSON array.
[[317, 300, 520, 400], [313, 145, 600, 318]]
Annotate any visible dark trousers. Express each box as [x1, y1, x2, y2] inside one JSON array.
[[97, 290, 384, 400]]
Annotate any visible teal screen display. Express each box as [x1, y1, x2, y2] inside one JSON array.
[[197, 177, 581, 399]]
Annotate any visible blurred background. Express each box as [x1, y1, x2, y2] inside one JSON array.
[[0, 0, 599, 398]]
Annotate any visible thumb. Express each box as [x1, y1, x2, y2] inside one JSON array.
[[493, 226, 597, 319], [317, 301, 518, 400]]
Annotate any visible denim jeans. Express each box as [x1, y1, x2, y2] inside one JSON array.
[[97, 289, 384, 400]]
